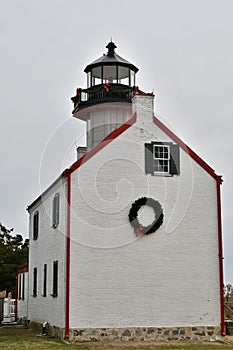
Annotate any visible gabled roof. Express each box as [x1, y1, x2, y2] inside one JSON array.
[[153, 115, 222, 182], [27, 112, 222, 211], [67, 112, 221, 181], [68, 113, 137, 173]]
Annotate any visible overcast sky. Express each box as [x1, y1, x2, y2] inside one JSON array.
[[0, 0, 232, 282]]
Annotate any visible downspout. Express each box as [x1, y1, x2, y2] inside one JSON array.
[[15, 272, 18, 322], [216, 175, 225, 336], [64, 170, 71, 339]]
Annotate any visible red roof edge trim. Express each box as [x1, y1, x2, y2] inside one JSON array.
[[69, 113, 137, 173], [17, 263, 29, 274], [153, 115, 220, 180], [133, 92, 155, 97]]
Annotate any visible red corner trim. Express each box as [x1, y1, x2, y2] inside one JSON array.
[[216, 176, 225, 335], [64, 170, 71, 339], [153, 115, 218, 180], [69, 113, 137, 173], [61, 114, 136, 338], [154, 115, 224, 333]]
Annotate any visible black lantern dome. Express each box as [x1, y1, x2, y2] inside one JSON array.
[[71, 41, 139, 114]]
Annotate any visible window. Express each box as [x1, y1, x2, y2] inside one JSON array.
[[52, 193, 59, 228], [145, 142, 180, 175], [33, 211, 39, 240], [18, 274, 21, 300], [33, 267, 37, 297], [22, 273, 25, 301], [52, 261, 58, 297], [153, 144, 170, 173], [43, 264, 47, 297]]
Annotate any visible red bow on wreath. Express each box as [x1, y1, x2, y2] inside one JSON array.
[[134, 225, 144, 237]]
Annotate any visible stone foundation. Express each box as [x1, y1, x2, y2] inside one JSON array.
[[69, 326, 221, 342], [28, 321, 221, 342]]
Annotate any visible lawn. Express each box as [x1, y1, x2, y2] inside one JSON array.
[[0, 326, 232, 350]]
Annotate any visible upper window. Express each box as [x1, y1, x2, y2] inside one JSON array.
[[33, 211, 39, 240], [153, 144, 170, 174], [52, 193, 60, 228], [145, 142, 180, 176]]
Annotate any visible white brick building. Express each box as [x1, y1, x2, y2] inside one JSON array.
[[16, 42, 224, 341]]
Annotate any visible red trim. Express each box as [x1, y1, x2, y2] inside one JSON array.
[[27, 115, 137, 212], [17, 263, 29, 274], [133, 92, 155, 97], [61, 114, 136, 338], [216, 176, 225, 335], [153, 116, 218, 180], [153, 115, 224, 334], [15, 272, 18, 321], [64, 170, 71, 339], [69, 113, 137, 173]]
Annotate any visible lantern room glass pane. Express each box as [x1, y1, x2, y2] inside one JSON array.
[[130, 70, 135, 86], [92, 66, 102, 79], [87, 72, 91, 87], [118, 66, 130, 85], [103, 66, 117, 83]]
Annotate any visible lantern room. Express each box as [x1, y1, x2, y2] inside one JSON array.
[[85, 41, 138, 87], [71, 41, 139, 118]]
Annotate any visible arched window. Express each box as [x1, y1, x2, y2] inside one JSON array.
[[33, 211, 39, 240], [52, 193, 60, 228]]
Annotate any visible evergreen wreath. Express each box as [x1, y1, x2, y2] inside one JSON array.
[[128, 197, 164, 236]]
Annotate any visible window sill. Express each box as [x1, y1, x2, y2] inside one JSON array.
[[151, 172, 173, 177]]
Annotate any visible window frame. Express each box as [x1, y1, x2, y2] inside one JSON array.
[[18, 274, 21, 300], [153, 144, 170, 174], [145, 142, 180, 176], [22, 273, 25, 301]]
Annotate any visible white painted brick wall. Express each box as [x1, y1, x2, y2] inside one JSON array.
[[69, 95, 220, 329], [28, 179, 67, 327]]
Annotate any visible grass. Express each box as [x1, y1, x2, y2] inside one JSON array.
[[0, 326, 232, 350]]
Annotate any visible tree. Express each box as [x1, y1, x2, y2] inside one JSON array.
[[0, 223, 29, 297]]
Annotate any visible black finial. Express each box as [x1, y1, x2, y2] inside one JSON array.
[[106, 41, 117, 57]]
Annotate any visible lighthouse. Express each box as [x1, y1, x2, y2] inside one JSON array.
[[18, 41, 224, 341]]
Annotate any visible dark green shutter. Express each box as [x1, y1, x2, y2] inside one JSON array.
[[53, 261, 58, 297], [33, 211, 39, 240], [52, 193, 59, 228], [43, 264, 47, 297], [145, 143, 153, 174], [170, 144, 180, 175], [33, 267, 37, 297]]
